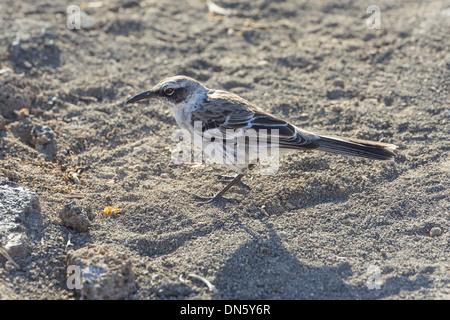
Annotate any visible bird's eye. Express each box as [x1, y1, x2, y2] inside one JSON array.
[[164, 88, 174, 95]]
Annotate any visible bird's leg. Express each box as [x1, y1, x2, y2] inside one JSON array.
[[195, 173, 245, 204], [215, 174, 251, 190]]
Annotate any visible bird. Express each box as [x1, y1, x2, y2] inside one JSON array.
[[126, 75, 398, 203]]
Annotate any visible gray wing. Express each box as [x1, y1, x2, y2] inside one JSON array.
[[191, 90, 319, 150]]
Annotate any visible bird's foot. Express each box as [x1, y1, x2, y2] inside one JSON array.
[[215, 174, 251, 190], [194, 193, 238, 205]]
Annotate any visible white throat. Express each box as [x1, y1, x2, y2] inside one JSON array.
[[172, 88, 206, 132]]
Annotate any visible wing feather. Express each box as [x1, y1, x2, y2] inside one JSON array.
[[191, 91, 319, 150]]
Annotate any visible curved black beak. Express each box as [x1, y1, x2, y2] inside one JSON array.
[[126, 90, 154, 104]]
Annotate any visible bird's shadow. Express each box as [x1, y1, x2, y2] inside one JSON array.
[[192, 156, 402, 213], [213, 219, 431, 299]]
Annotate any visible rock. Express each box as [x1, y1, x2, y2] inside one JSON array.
[[332, 79, 345, 88], [132, 164, 142, 171], [9, 119, 57, 161], [429, 227, 442, 237], [326, 89, 345, 100], [66, 245, 135, 299], [0, 181, 41, 259], [31, 124, 57, 161], [5, 260, 18, 272], [81, 11, 97, 30], [0, 67, 14, 76], [32, 124, 55, 146], [4, 233, 29, 258], [59, 200, 90, 232], [4, 169, 20, 181], [383, 96, 394, 106]]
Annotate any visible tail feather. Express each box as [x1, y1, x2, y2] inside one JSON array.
[[316, 135, 398, 161]]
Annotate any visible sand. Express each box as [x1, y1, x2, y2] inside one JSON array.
[[0, 0, 448, 299]]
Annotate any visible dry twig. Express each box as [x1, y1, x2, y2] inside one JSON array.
[[180, 272, 218, 293], [0, 246, 20, 269]]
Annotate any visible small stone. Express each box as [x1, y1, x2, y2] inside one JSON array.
[[326, 89, 345, 100], [59, 200, 90, 232], [23, 61, 32, 69], [285, 202, 295, 210], [0, 183, 40, 259], [429, 227, 442, 237], [115, 167, 126, 175], [4, 233, 30, 258], [383, 96, 394, 106], [257, 60, 269, 66], [0, 67, 14, 76], [5, 261, 17, 272], [32, 124, 55, 146], [5, 170, 20, 181], [80, 11, 97, 30], [31, 124, 57, 161], [333, 79, 345, 88], [67, 245, 135, 300]]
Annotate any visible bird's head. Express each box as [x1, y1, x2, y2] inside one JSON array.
[[126, 75, 205, 107]]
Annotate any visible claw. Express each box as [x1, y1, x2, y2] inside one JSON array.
[[194, 193, 238, 204], [215, 174, 251, 190], [194, 173, 245, 205]]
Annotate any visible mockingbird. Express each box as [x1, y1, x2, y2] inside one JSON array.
[[126, 75, 398, 203]]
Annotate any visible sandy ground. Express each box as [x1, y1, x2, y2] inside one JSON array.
[[0, 0, 448, 300]]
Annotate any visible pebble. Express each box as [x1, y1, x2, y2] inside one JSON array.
[[115, 167, 126, 175], [0, 67, 14, 76], [23, 61, 32, 69], [429, 227, 442, 237], [0, 183, 40, 259], [4, 233, 30, 258], [285, 202, 295, 210], [80, 11, 97, 30], [5, 170, 20, 181], [59, 200, 90, 232], [5, 261, 17, 272], [32, 124, 55, 145], [67, 245, 135, 299], [333, 79, 345, 88]]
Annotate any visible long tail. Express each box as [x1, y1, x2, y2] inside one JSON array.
[[315, 135, 398, 161]]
